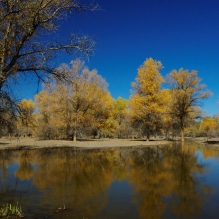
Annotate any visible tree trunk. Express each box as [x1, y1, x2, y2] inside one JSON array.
[[146, 134, 150, 141], [165, 130, 169, 140], [207, 131, 209, 142], [73, 130, 77, 141], [181, 128, 185, 142], [73, 118, 77, 141]]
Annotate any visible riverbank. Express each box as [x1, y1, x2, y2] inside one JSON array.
[[0, 137, 170, 150], [0, 136, 218, 150]]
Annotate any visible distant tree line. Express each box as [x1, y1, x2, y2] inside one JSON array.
[[1, 58, 215, 142]]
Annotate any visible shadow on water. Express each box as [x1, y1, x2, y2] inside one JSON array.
[[0, 142, 218, 219], [128, 139, 163, 142], [206, 140, 219, 144]]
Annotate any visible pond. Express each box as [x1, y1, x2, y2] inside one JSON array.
[[0, 142, 219, 219]]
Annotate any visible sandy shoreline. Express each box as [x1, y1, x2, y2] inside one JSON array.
[[0, 137, 170, 150], [0, 136, 218, 150]]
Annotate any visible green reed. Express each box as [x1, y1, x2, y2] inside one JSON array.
[[0, 203, 24, 218]]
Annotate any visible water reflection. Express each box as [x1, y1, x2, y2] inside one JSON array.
[[15, 151, 35, 180], [129, 143, 215, 219], [0, 143, 218, 219]]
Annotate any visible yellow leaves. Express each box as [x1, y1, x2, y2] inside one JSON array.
[[35, 90, 50, 112], [133, 58, 164, 95], [167, 68, 201, 92], [129, 59, 212, 141], [100, 117, 118, 137], [113, 97, 127, 121], [34, 60, 114, 139], [130, 58, 164, 137], [166, 68, 211, 141], [17, 99, 36, 132], [18, 99, 35, 113], [200, 117, 217, 133], [17, 57, 212, 140]]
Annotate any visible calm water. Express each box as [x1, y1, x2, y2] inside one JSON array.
[[0, 142, 219, 219]]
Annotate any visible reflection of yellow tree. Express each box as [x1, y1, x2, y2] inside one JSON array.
[[129, 148, 172, 219], [14, 151, 35, 180], [165, 143, 212, 218], [0, 145, 215, 219], [31, 148, 116, 218], [129, 143, 214, 219], [112, 149, 128, 181], [202, 148, 219, 159]]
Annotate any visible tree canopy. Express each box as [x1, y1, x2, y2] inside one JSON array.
[[35, 59, 113, 140], [130, 58, 164, 140], [0, 54, 215, 141], [166, 68, 211, 141]]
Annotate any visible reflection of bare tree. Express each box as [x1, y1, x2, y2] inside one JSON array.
[[128, 143, 214, 219], [0, 150, 16, 182], [0, 150, 23, 204]]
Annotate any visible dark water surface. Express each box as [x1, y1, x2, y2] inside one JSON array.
[[0, 142, 219, 219]]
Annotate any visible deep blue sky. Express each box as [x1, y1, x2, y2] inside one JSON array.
[[18, 0, 219, 115]]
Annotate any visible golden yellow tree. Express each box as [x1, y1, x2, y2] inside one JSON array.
[[160, 89, 174, 139], [111, 97, 130, 138], [184, 120, 201, 137], [130, 58, 164, 140], [17, 99, 36, 136], [91, 92, 115, 138], [166, 68, 211, 142], [213, 114, 219, 137], [35, 59, 113, 141], [162, 89, 202, 139], [35, 90, 59, 139], [113, 97, 128, 124], [200, 117, 217, 140]]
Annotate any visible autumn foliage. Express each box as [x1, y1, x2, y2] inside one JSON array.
[[129, 58, 164, 140], [3, 57, 215, 141], [35, 59, 114, 140]]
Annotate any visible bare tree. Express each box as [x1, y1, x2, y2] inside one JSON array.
[[0, 90, 17, 135], [0, 0, 99, 88]]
